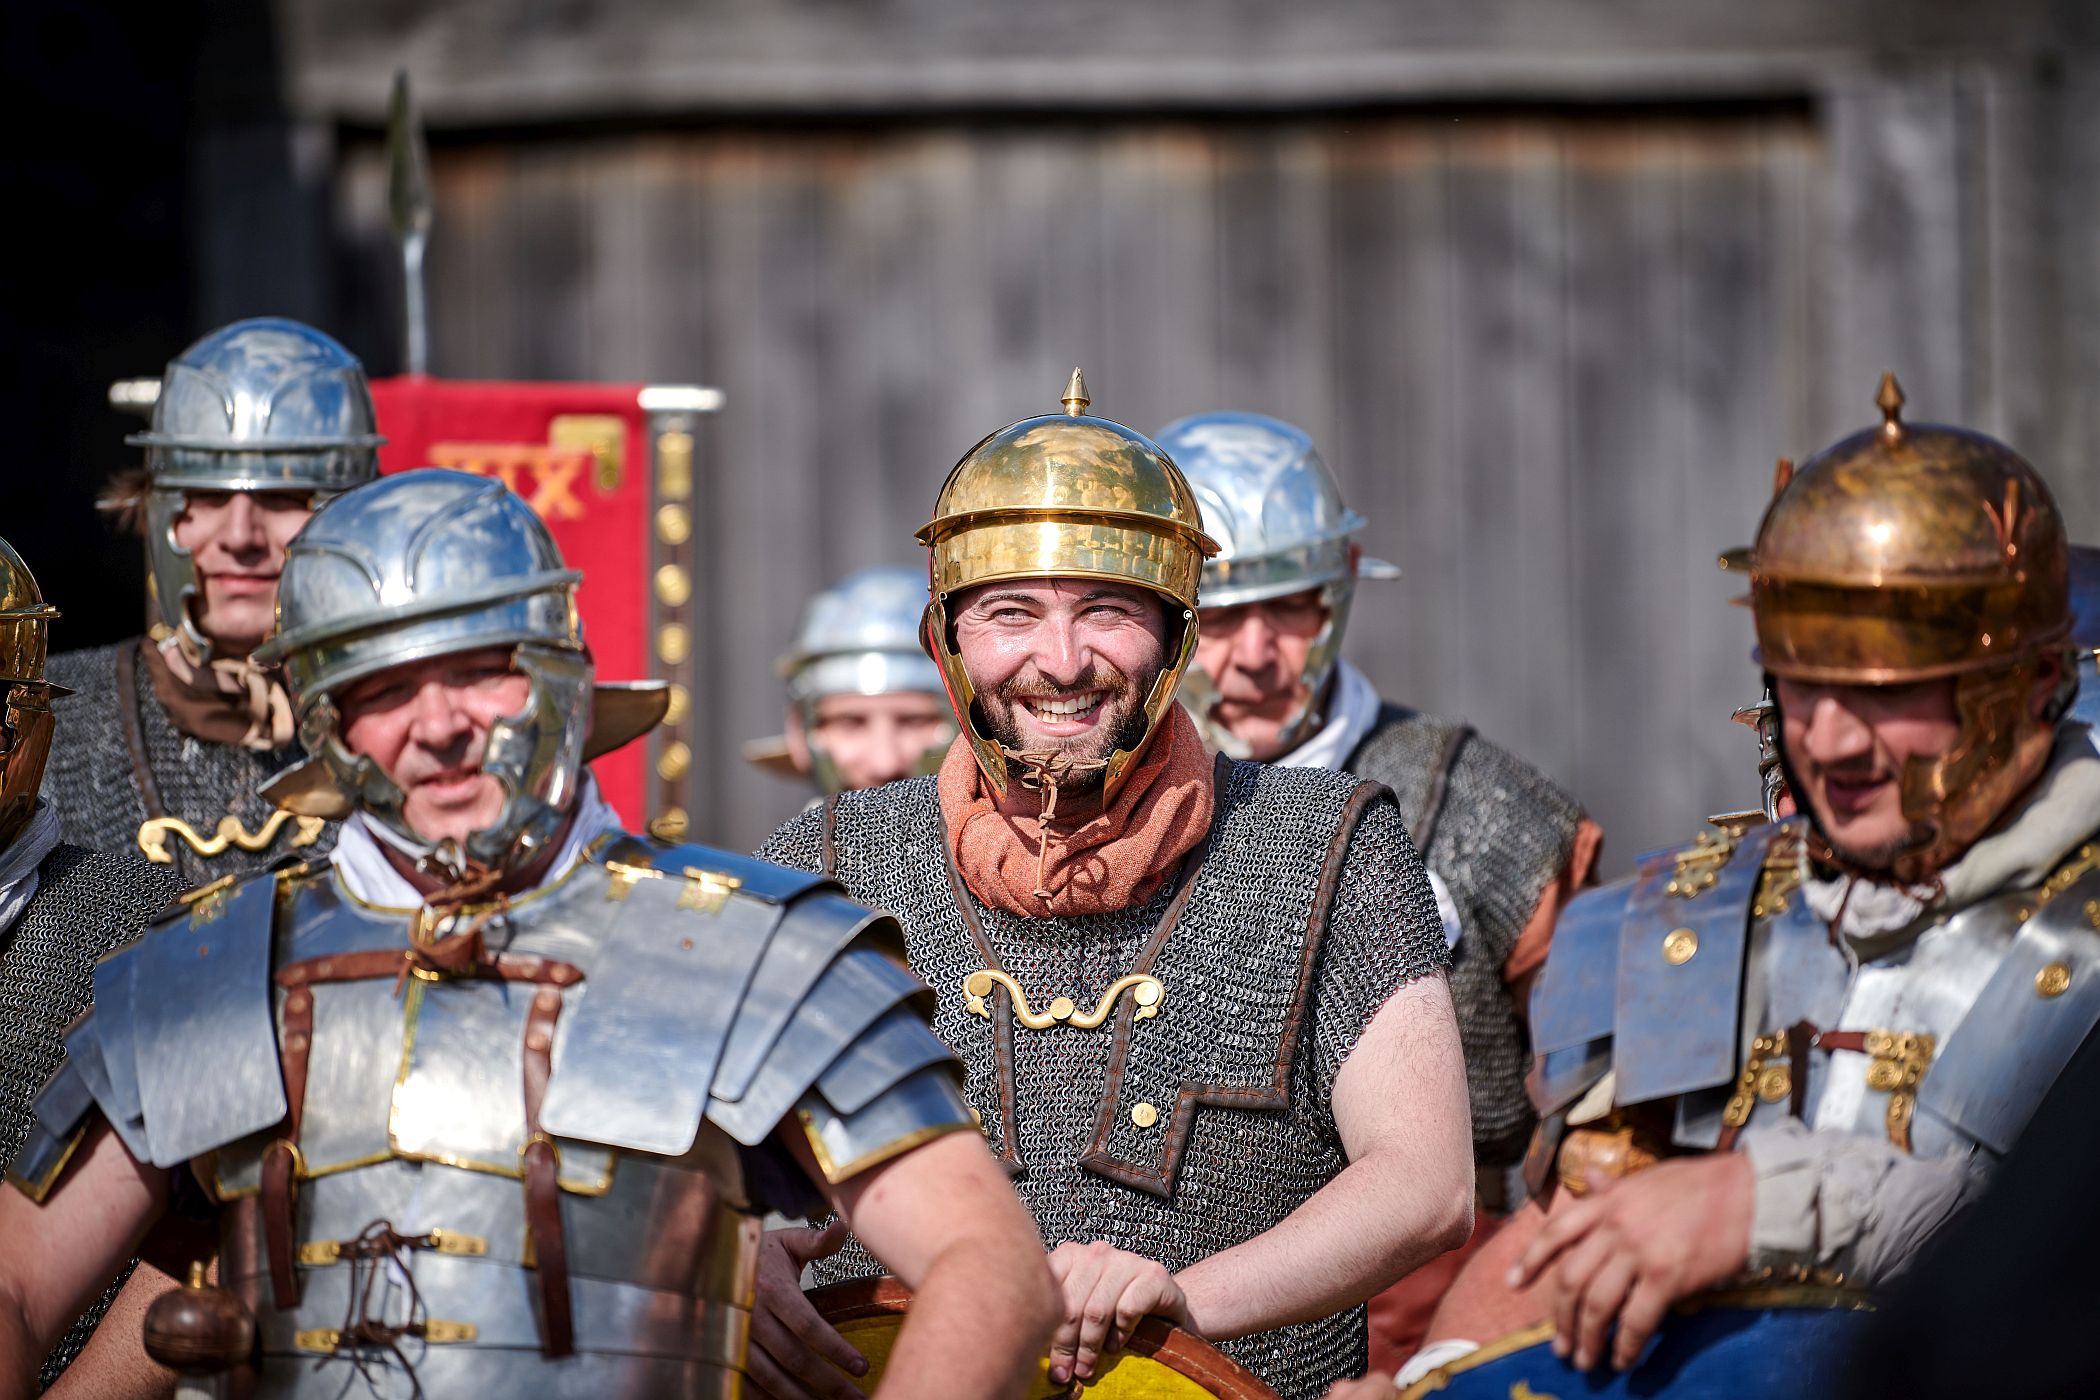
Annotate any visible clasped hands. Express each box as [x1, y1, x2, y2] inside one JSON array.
[[1510, 1151, 1755, 1374], [749, 1226, 1189, 1399]]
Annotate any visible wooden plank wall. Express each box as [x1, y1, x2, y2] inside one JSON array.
[[323, 87, 2095, 867]]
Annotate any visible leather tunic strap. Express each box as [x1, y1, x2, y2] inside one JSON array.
[[113, 641, 166, 819], [521, 986, 574, 1357]]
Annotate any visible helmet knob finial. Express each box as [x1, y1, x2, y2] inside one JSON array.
[[1062, 367, 1091, 417], [1876, 372, 1906, 443]]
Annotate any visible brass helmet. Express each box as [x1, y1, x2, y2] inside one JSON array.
[[1744, 374, 2072, 879], [916, 370, 1219, 805], [0, 538, 63, 850]]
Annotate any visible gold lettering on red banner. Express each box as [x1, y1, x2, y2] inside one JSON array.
[[425, 442, 594, 521]]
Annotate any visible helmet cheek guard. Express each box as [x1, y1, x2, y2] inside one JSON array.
[[130, 318, 383, 663], [1153, 411, 1397, 758], [257, 469, 667, 877], [1746, 376, 2073, 881], [915, 370, 1218, 808]]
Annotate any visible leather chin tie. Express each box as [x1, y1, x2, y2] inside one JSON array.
[[1004, 748, 1110, 903]]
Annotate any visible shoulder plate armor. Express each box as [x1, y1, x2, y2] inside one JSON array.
[[534, 837, 963, 1179], [1916, 844, 2100, 1153]]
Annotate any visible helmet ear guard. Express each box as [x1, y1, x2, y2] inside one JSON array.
[[258, 469, 667, 875], [1752, 376, 2074, 880], [916, 371, 1218, 807]]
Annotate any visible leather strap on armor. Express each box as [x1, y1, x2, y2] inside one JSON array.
[[521, 986, 574, 1357], [112, 641, 167, 819], [262, 947, 584, 1336], [1409, 721, 1473, 855], [261, 984, 315, 1308]]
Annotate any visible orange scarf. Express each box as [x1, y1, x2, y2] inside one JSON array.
[[938, 705, 1217, 918]]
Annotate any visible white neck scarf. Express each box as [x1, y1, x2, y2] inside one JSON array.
[[330, 775, 627, 909], [0, 801, 62, 934], [1274, 659, 1384, 775]]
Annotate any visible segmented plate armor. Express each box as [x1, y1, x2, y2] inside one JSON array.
[[763, 760, 1447, 1400], [45, 641, 335, 887], [0, 842, 180, 1391], [1346, 705, 1585, 1170]]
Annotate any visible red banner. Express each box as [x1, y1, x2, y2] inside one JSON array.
[[368, 376, 658, 824]]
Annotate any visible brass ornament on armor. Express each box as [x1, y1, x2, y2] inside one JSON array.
[[136, 810, 327, 865], [962, 968, 1164, 1031]]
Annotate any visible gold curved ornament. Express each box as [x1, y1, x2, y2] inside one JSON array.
[[137, 810, 327, 866], [962, 968, 1164, 1031]]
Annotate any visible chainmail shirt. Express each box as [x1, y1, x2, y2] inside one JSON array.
[[0, 842, 179, 1391], [762, 760, 1448, 1399], [45, 640, 335, 887], [1346, 706, 1585, 1171]]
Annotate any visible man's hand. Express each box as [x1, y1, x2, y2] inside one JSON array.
[[1508, 1153, 1754, 1372], [1045, 1241, 1192, 1385], [748, 1222, 867, 1400]]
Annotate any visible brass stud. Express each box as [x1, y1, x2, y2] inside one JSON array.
[[1130, 1101, 1159, 1130], [654, 564, 692, 608], [1662, 928, 1699, 965], [656, 741, 692, 782], [664, 683, 690, 726], [1047, 996, 1077, 1022], [2037, 962, 2072, 999], [648, 808, 690, 843], [655, 503, 692, 546], [657, 429, 694, 501], [657, 623, 690, 667]]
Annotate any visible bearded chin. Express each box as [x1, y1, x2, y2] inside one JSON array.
[[975, 665, 1163, 789]]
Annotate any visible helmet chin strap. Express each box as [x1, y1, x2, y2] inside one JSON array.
[[1000, 746, 1112, 903]]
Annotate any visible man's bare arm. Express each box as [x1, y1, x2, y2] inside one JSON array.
[[1175, 972, 1475, 1340], [0, 1120, 170, 1400], [799, 1127, 1057, 1400]]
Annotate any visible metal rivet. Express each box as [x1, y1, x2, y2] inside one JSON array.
[[657, 624, 691, 668], [654, 564, 692, 608], [655, 503, 692, 546], [1130, 1102, 1159, 1129], [1047, 996, 1077, 1021], [1663, 928, 1699, 965], [535, 989, 560, 1011], [664, 684, 690, 726], [679, 937, 694, 951], [526, 1032, 550, 1053], [2037, 962, 2072, 999], [656, 740, 692, 782]]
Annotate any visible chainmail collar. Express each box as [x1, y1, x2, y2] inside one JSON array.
[[331, 773, 623, 908], [1806, 726, 2100, 955], [0, 801, 60, 932]]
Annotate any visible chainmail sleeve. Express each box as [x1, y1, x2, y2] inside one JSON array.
[[1304, 790, 1451, 1108], [756, 802, 827, 875]]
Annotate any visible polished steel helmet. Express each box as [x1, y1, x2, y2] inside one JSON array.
[[916, 370, 1219, 804], [256, 469, 665, 873], [1154, 411, 1397, 757], [782, 565, 945, 705], [745, 565, 953, 792], [1742, 375, 2073, 879], [0, 538, 63, 851], [134, 318, 383, 663]]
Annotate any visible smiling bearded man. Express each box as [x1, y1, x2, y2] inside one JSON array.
[[751, 373, 1475, 1400]]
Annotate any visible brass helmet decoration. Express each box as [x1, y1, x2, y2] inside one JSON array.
[[916, 369, 1219, 806], [1743, 373, 2073, 880], [0, 537, 63, 851]]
